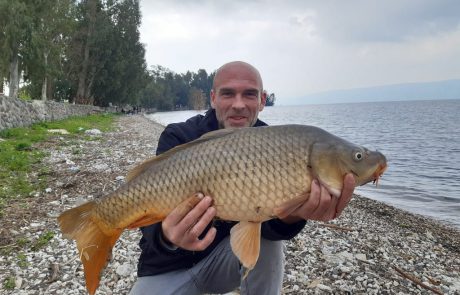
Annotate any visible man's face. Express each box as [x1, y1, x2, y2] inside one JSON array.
[[211, 63, 266, 129]]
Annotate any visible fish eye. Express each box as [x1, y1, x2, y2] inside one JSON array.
[[354, 151, 363, 161]]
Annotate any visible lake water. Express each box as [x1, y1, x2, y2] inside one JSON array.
[[146, 100, 460, 229]]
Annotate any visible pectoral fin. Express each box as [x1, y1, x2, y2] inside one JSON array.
[[273, 193, 309, 219], [230, 221, 261, 272]]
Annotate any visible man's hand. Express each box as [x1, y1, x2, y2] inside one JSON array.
[[281, 173, 355, 224], [161, 193, 217, 251]]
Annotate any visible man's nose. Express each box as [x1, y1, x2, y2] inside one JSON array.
[[231, 95, 245, 109]]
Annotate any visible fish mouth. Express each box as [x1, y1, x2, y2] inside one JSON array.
[[371, 163, 387, 186]]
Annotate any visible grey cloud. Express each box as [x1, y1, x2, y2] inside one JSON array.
[[310, 0, 460, 42]]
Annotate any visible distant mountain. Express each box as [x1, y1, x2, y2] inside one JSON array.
[[290, 79, 460, 105]]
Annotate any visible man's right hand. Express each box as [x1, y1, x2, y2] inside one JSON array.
[[161, 193, 217, 251]]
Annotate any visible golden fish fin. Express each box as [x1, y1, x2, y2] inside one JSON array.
[[127, 129, 238, 181], [273, 193, 310, 219], [58, 201, 122, 295], [128, 193, 203, 229], [127, 214, 165, 229], [230, 221, 261, 271]]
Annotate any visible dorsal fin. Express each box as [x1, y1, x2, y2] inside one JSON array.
[[126, 128, 239, 181]]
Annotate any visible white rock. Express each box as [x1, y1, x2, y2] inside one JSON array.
[[69, 166, 80, 172], [317, 283, 333, 292], [15, 276, 23, 288], [48, 129, 69, 135], [116, 176, 125, 181], [45, 187, 53, 193], [116, 263, 133, 277], [92, 163, 109, 171], [355, 253, 367, 262], [85, 129, 102, 135]]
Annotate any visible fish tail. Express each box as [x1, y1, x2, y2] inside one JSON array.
[[58, 201, 122, 295]]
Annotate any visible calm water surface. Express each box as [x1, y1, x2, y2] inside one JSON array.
[[147, 100, 460, 228]]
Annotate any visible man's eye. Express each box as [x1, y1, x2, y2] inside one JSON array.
[[245, 92, 258, 99]]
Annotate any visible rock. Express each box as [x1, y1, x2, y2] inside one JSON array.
[[355, 253, 367, 262], [69, 166, 80, 173], [317, 283, 333, 292], [45, 188, 53, 193], [308, 279, 321, 288], [85, 128, 102, 135], [92, 163, 110, 172], [48, 129, 69, 135], [116, 263, 133, 277], [15, 276, 23, 288]]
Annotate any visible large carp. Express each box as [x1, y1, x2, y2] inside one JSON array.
[[58, 124, 387, 294]]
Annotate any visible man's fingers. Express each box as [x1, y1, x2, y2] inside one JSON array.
[[177, 196, 213, 233], [187, 207, 216, 239], [191, 227, 217, 251], [167, 193, 204, 225], [336, 173, 355, 216]]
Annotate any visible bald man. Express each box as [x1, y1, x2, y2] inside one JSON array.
[[130, 61, 355, 295]]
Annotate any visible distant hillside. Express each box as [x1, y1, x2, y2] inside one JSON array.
[[291, 79, 460, 105]]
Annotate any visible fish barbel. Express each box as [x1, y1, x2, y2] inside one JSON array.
[[58, 124, 387, 294]]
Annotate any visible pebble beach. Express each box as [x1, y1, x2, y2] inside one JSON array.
[[0, 114, 459, 295]]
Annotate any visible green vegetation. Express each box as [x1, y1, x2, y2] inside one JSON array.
[[3, 276, 15, 290], [31, 231, 55, 251], [17, 252, 28, 268], [0, 113, 115, 216]]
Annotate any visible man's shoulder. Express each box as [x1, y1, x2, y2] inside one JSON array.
[[157, 110, 217, 154], [164, 112, 207, 135]]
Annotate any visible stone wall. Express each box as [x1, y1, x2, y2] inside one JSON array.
[[0, 95, 116, 131]]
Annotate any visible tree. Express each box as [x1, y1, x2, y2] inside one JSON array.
[[74, 0, 98, 104], [188, 87, 206, 110], [265, 92, 275, 106], [191, 69, 213, 106], [23, 0, 76, 101], [90, 0, 147, 106], [0, 0, 33, 99]]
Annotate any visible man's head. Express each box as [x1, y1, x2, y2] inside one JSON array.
[[210, 61, 266, 129]]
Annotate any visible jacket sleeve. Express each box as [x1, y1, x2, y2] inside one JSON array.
[[155, 125, 184, 155], [261, 218, 306, 241]]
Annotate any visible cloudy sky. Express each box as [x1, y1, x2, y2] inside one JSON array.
[[139, 0, 460, 104]]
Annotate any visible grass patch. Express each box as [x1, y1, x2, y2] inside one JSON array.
[[17, 252, 28, 268], [38, 113, 115, 134], [0, 113, 116, 214], [3, 276, 15, 290], [31, 231, 55, 251]]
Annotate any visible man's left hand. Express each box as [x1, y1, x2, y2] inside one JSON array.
[[281, 173, 355, 224]]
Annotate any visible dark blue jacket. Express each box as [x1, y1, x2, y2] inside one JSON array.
[[137, 109, 306, 276]]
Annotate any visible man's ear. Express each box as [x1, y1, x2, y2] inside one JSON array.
[[259, 90, 267, 111], [210, 89, 216, 108]]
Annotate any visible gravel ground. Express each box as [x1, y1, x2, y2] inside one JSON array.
[[0, 114, 459, 295]]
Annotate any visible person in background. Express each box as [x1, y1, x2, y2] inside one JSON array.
[[130, 61, 355, 295]]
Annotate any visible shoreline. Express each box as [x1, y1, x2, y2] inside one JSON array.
[[0, 114, 458, 294]]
